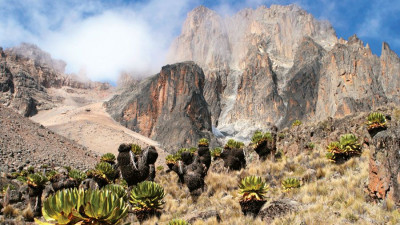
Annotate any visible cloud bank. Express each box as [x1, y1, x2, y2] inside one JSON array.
[[0, 0, 197, 82], [0, 0, 399, 82]]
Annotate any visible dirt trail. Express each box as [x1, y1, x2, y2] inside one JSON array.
[[31, 87, 166, 165]]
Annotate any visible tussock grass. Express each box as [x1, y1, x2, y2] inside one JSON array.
[[130, 142, 397, 224]]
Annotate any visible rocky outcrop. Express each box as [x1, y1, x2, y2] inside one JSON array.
[[368, 123, 400, 204], [314, 35, 388, 121], [105, 62, 214, 151]]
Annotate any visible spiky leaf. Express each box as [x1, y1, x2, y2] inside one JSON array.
[[238, 176, 268, 201], [281, 178, 301, 191], [27, 173, 47, 188], [130, 181, 165, 211], [198, 138, 209, 147], [101, 153, 116, 164], [169, 219, 189, 225]]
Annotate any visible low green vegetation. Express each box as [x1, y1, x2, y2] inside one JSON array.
[[238, 176, 269, 201], [326, 134, 361, 162], [366, 112, 387, 130], [292, 120, 302, 127], [251, 130, 273, 145], [224, 139, 244, 150], [281, 177, 301, 191], [38, 188, 128, 225]]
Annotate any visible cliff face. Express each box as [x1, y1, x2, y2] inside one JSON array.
[[0, 43, 110, 116], [314, 36, 388, 121], [105, 62, 214, 151], [167, 5, 400, 141], [167, 4, 338, 140]]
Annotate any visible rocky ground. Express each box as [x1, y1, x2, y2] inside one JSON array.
[[0, 104, 98, 173]]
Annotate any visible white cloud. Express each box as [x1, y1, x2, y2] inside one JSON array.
[[0, 0, 196, 82]]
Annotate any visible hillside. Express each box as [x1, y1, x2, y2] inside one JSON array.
[[0, 104, 98, 172]]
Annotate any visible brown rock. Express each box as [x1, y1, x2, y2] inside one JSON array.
[[105, 62, 214, 151], [368, 124, 400, 204]]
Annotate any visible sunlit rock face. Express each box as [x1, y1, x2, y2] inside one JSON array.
[[167, 5, 400, 142], [105, 62, 215, 151]]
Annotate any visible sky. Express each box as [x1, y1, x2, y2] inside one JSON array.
[[0, 0, 399, 83]]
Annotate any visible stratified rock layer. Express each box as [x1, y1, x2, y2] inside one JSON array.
[[105, 62, 213, 151]]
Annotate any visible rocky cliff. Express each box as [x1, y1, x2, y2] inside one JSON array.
[[0, 43, 110, 116], [105, 62, 214, 151], [167, 5, 400, 141]]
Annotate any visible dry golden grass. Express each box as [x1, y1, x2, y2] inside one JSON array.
[[128, 143, 399, 225]]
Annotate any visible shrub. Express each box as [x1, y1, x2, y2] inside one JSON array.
[[130, 181, 165, 221], [306, 142, 315, 150], [210, 147, 222, 158], [63, 166, 71, 172], [224, 139, 244, 150], [68, 169, 87, 183], [198, 138, 209, 147], [366, 112, 387, 130], [131, 144, 142, 155], [166, 154, 178, 165], [100, 153, 116, 164], [251, 130, 273, 145], [292, 120, 302, 127], [169, 219, 189, 225], [87, 162, 117, 184], [45, 170, 59, 182], [2, 184, 16, 194], [281, 178, 301, 191], [130, 181, 165, 211], [27, 166, 35, 174], [326, 134, 361, 162], [27, 173, 47, 188], [38, 188, 128, 224], [156, 166, 164, 171], [238, 176, 269, 201]]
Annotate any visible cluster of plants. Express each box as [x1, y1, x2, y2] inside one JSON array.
[[130, 181, 165, 222], [326, 133, 362, 162], [87, 162, 118, 185], [198, 138, 209, 147], [166, 147, 197, 166], [238, 176, 269, 215], [366, 112, 387, 131], [210, 147, 222, 159], [131, 144, 142, 155], [251, 130, 273, 146], [281, 177, 301, 191], [8, 166, 37, 183], [29, 150, 167, 224], [224, 139, 244, 150], [168, 219, 189, 225], [292, 119, 302, 127]]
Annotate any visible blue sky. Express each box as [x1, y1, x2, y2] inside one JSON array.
[[0, 0, 399, 81]]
